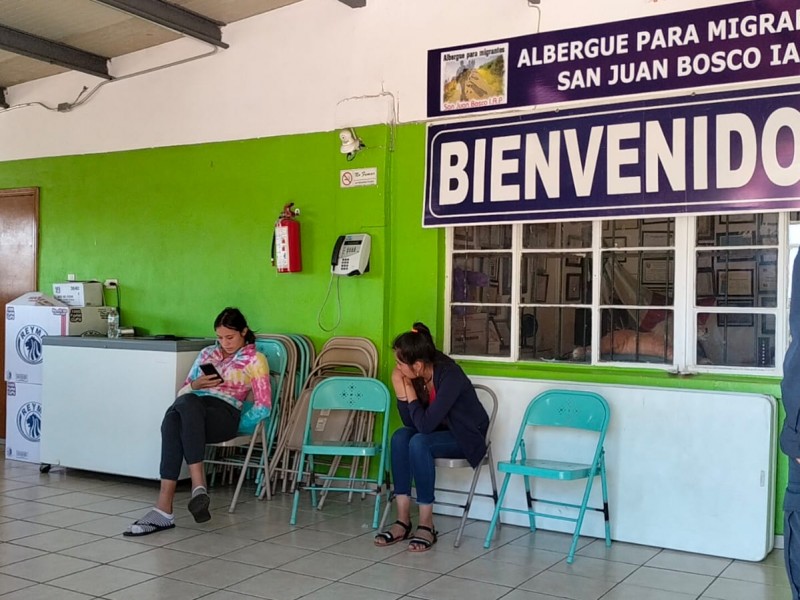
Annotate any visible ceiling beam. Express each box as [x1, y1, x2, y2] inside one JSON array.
[[338, 0, 366, 7], [0, 24, 110, 80], [93, 0, 228, 48]]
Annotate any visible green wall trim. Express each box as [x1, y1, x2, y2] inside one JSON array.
[[456, 360, 782, 396]]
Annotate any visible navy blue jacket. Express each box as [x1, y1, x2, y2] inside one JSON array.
[[398, 352, 489, 468], [781, 253, 800, 512], [782, 252, 800, 460]]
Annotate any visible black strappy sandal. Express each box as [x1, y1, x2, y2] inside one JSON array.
[[408, 524, 438, 552], [374, 520, 413, 547]]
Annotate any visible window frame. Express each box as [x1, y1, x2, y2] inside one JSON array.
[[445, 214, 791, 375]]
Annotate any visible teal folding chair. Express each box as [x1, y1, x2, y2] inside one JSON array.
[[253, 338, 289, 500], [483, 389, 611, 563], [289, 376, 391, 529]]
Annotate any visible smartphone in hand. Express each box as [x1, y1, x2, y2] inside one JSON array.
[[199, 363, 223, 381]]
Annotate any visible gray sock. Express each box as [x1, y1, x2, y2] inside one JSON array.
[[192, 486, 207, 498], [126, 508, 174, 535]]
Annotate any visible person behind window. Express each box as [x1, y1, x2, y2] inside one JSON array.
[[782, 254, 800, 598], [124, 307, 271, 536], [374, 322, 489, 552]]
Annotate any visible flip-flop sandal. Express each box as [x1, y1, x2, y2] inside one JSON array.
[[408, 525, 438, 553], [123, 519, 175, 537], [374, 520, 412, 547], [188, 493, 211, 523]]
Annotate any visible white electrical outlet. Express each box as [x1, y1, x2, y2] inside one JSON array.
[[104, 279, 118, 288]]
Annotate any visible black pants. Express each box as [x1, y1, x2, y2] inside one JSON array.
[[160, 393, 240, 480]]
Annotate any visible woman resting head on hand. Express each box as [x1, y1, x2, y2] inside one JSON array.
[[374, 322, 489, 552]]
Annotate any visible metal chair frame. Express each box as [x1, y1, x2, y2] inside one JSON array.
[[483, 389, 611, 563], [380, 383, 500, 547], [289, 376, 391, 529]]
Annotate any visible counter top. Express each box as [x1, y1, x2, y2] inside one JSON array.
[[42, 336, 212, 352]]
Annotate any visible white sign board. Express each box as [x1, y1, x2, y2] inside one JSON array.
[[435, 376, 776, 561], [340, 167, 377, 188]]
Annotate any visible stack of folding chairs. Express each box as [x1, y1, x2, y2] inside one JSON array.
[[265, 336, 378, 505]]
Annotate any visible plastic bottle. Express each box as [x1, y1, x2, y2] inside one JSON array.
[[107, 307, 120, 339]]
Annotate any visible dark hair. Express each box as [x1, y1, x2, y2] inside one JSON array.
[[392, 322, 436, 365], [214, 307, 256, 344]]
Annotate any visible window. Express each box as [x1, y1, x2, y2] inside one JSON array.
[[447, 213, 790, 373]]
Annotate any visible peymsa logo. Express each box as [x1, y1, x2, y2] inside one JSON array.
[[15, 324, 47, 364], [16, 401, 42, 442]]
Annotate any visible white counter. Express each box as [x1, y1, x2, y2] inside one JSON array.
[[40, 336, 211, 480]]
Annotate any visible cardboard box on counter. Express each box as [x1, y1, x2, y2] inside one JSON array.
[[5, 293, 110, 385], [52, 282, 104, 307]]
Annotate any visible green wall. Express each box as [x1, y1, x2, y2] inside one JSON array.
[[0, 127, 393, 352], [0, 121, 788, 534]]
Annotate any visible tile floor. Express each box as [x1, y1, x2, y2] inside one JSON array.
[[0, 454, 790, 600]]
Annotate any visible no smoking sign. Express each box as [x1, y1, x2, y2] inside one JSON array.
[[340, 167, 378, 188]]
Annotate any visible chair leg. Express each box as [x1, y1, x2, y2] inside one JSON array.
[[317, 455, 343, 510], [228, 426, 261, 514], [484, 472, 512, 549], [290, 450, 306, 525], [371, 479, 382, 530], [288, 452, 301, 494], [487, 447, 501, 533], [379, 490, 394, 530], [600, 455, 611, 547], [260, 425, 272, 501], [523, 475, 536, 532], [454, 464, 483, 548], [308, 455, 318, 508], [567, 471, 599, 564], [207, 447, 219, 487]]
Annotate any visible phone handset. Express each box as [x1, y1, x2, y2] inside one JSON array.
[[330, 236, 345, 269], [331, 233, 371, 276]]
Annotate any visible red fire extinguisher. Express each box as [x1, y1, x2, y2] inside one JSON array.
[[272, 203, 302, 273]]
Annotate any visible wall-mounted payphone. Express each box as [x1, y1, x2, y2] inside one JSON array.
[[330, 233, 371, 276]]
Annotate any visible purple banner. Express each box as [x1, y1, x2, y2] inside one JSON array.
[[424, 84, 800, 227], [427, 0, 800, 117]]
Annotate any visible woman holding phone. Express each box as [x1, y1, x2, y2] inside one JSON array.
[[124, 307, 271, 536]]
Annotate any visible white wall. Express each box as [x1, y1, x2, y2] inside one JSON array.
[[0, 0, 737, 161]]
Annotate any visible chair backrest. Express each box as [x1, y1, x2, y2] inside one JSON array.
[[508, 389, 610, 465], [308, 376, 390, 413], [314, 346, 376, 378], [524, 389, 609, 433], [303, 376, 391, 448], [472, 383, 499, 444], [255, 337, 289, 414], [255, 338, 289, 380], [321, 336, 378, 368]]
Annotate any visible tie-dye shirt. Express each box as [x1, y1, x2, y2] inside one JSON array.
[[177, 343, 271, 411]]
